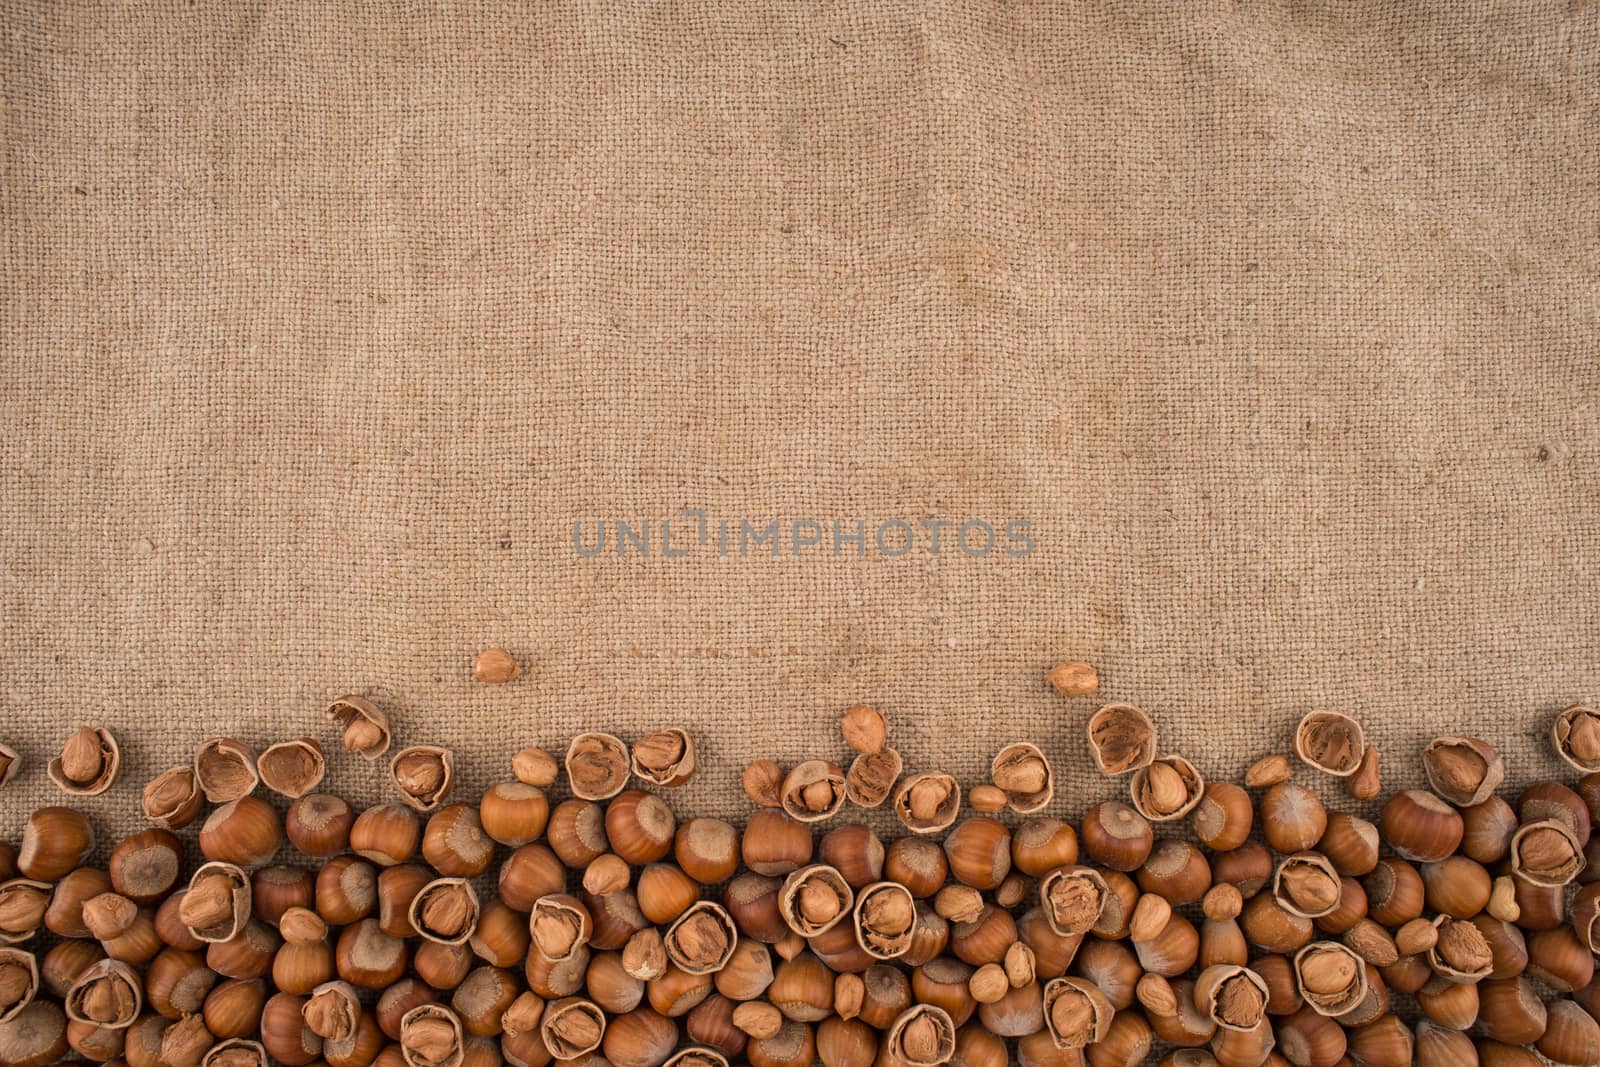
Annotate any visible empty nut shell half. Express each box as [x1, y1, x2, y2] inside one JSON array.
[[0, 947, 39, 1023], [1553, 704, 1600, 772], [327, 696, 393, 761], [0, 745, 18, 789], [1293, 711, 1366, 777], [401, 1003, 466, 1067], [258, 738, 327, 799], [1130, 754, 1204, 822], [1510, 818, 1585, 887], [664, 901, 738, 975], [780, 761, 847, 823], [885, 1003, 956, 1066], [991, 743, 1053, 814], [1421, 737, 1504, 808], [1194, 964, 1270, 1031], [539, 997, 605, 1060], [49, 725, 120, 797], [893, 772, 961, 835], [778, 865, 854, 937], [140, 766, 204, 830], [1039, 866, 1110, 937], [203, 1038, 268, 1067], [630, 729, 696, 787], [854, 881, 917, 960], [845, 747, 901, 808], [193, 738, 258, 803], [1293, 941, 1368, 1016], [1086, 704, 1157, 775], [1042, 977, 1114, 1049], [179, 861, 252, 943], [1272, 852, 1343, 919], [409, 878, 480, 946], [564, 733, 630, 801], [64, 958, 142, 1029], [389, 745, 454, 813]]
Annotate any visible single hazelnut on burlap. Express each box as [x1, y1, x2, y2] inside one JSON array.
[[472, 648, 521, 684], [1047, 660, 1099, 696], [511, 746, 558, 787], [839, 705, 887, 754], [327, 696, 392, 761], [0, 745, 18, 790], [141, 766, 204, 830], [49, 725, 120, 797], [1086, 704, 1156, 775], [1244, 754, 1293, 788], [742, 759, 784, 808]]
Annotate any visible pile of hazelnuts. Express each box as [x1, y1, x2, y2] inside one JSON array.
[[2, 658, 1600, 1067]]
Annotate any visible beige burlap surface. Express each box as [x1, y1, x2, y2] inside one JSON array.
[[1, 0, 1597, 844]]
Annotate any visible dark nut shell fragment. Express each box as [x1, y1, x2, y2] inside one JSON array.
[[1086, 704, 1156, 775], [780, 760, 847, 823], [179, 862, 252, 944], [409, 879, 480, 946], [853, 881, 917, 960], [1293, 711, 1366, 777], [1554, 704, 1600, 772], [1194, 963, 1269, 1031], [327, 696, 393, 761], [539, 997, 606, 1060], [1421, 737, 1504, 807], [845, 747, 901, 808], [1042, 976, 1113, 1049], [257, 738, 326, 799], [0, 947, 39, 1023], [630, 729, 696, 787], [1510, 819, 1585, 887], [885, 1003, 956, 1066], [1293, 941, 1368, 1016], [991, 743, 1053, 814], [892, 773, 961, 835], [778, 865, 854, 938], [389, 746, 454, 813], [49, 726, 121, 797], [64, 959, 142, 1029], [564, 733, 630, 801], [1039, 866, 1109, 937], [401, 1003, 465, 1067], [664, 901, 737, 975], [193, 738, 258, 803], [1130, 754, 1204, 822], [141, 767, 205, 830]]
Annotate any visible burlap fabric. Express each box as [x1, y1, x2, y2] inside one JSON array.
[[2, 1, 1597, 843]]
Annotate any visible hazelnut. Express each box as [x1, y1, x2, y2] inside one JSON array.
[[0, 947, 40, 1023], [968, 784, 1008, 813], [327, 696, 393, 761], [402, 1003, 465, 1067], [1038, 866, 1108, 936], [63, 958, 142, 1028], [1259, 783, 1327, 854], [546, 798, 608, 868], [1294, 942, 1367, 1016], [673, 819, 740, 885], [49, 725, 121, 797], [1293, 710, 1366, 777], [390, 746, 454, 813], [606, 789, 676, 865], [565, 733, 630, 801], [1273, 853, 1342, 919], [180, 863, 251, 943], [1535, 998, 1600, 1066], [1046, 660, 1098, 696], [203, 1038, 268, 1067], [854, 882, 916, 960], [1191, 782, 1254, 852], [17, 807, 95, 881], [1510, 818, 1585, 887], [198, 796, 281, 868], [539, 997, 605, 1060], [1244, 754, 1293, 788], [943, 817, 1012, 891], [529, 895, 593, 963], [839, 705, 887, 754], [1137, 839, 1211, 906], [636, 863, 699, 925], [511, 747, 559, 788], [1318, 812, 1381, 876], [741, 810, 813, 877], [664, 902, 737, 975], [424, 804, 496, 877], [778, 865, 852, 937], [142, 767, 205, 830], [1347, 746, 1382, 801], [349, 804, 421, 867], [1086, 704, 1156, 775], [934, 885, 984, 925], [780, 761, 847, 824], [1080, 801, 1153, 871], [0, 746, 15, 790], [194, 738, 259, 803], [285, 794, 355, 858], [1428, 915, 1494, 983], [885, 1004, 955, 1066], [257, 739, 326, 800], [1421, 737, 1504, 807], [990, 743, 1053, 813], [410, 879, 480, 946], [1130, 754, 1204, 822], [631, 729, 697, 788], [843, 748, 901, 809], [741, 760, 784, 808], [336, 919, 408, 989], [1010, 818, 1079, 876], [472, 648, 521, 684], [1553, 704, 1600, 772], [1041, 977, 1112, 1048]]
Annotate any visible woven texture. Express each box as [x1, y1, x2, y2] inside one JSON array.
[[2, 0, 1598, 839]]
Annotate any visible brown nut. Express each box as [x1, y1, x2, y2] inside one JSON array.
[[1554, 704, 1600, 772], [327, 696, 393, 761], [664, 902, 737, 975], [180, 863, 252, 944], [203, 1038, 268, 1067], [390, 746, 454, 813], [286, 794, 356, 858], [741, 760, 783, 808], [780, 761, 846, 823], [48, 725, 121, 797], [631, 729, 696, 788], [194, 738, 259, 803], [64, 958, 142, 1029], [511, 747, 558, 788], [258, 739, 326, 800], [1130, 754, 1204, 822], [17, 807, 95, 881], [1039, 866, 1108, 937], [778, 866, 852, 938], [1293, 711, 1366, 777], [991, 743, 1053, 814], [1510, 819, 1585, 887], [1428, 915, 1494, 983], [565, 733, 630, 801], [401, 1003, 465, 1067], [1347, 746, 1382, 801], [854, 881, 917, 960], [844, 748, 901, 809], [1194, 964, 1269, 1031], [893, 773, 961, 835], [472, 648, 521, 684], [1421, 737, 1504, 808], [1273, 853, 1342, 920], [1041, 977, 1112, 1049], [0, 746, 16, 790], [410, 879, 479, 946], [142, 767, 206, 831], [1046, 660, 1098, 697], [0, 947, 39, 1023], [1244, 754, 1293, 788], [198, 796, 282, 868], [539, 997, 605, 1060], [1086, 704, 1156, 775], [885, 1003, 955, 1066], [839, 705, 887, 754], [1293, 942, 1367, 1016]]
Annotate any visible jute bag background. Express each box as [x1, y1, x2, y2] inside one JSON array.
[[1, 0, 1596, 839]]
